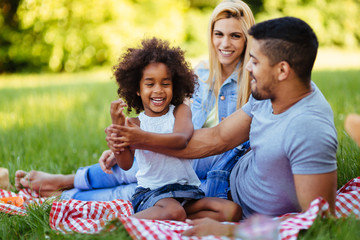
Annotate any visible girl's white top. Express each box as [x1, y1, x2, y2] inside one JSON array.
[[135, 105, 201, 190]]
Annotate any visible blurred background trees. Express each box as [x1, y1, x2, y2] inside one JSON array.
[[1, 0, 359, 73]]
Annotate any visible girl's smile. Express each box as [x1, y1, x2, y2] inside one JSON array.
[[137, 62, 173, 117]]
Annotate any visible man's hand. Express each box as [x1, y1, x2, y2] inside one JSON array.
[[98, 149, 117, 174], [110, 99, 127, 125], [182, 218, 234, 237]]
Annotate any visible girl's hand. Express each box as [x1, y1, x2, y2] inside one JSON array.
[[98, 150, 117, 174], [106, 120, 145, 149], [105, 126, 124, 153], [110, 99, 127, 125]]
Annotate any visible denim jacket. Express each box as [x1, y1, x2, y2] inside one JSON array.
[[191, 62, 239, 129]]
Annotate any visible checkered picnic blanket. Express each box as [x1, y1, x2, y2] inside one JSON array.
[[1, 177, 360, 239]]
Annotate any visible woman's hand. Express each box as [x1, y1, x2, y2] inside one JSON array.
[[182, 218, 234, 237], [98, 149, 117, 174]]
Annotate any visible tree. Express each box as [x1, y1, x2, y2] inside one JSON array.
[[256, 0, 360, 49]]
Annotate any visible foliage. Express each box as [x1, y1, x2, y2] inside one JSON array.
[[2, 0, 360, 73], [0, 0, 213, 73], [256, 0, 360, 49]]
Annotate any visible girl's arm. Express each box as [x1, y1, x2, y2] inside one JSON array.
[[107, 104, 194, 150], [113, 146, 134, 171], [109, 99, 134, 170]]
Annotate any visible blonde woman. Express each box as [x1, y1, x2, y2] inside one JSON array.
[[188, 0, 255, 198]]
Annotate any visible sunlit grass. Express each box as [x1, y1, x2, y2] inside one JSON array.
[[0, 69, 118, 178], [0, 68, 112, 88]]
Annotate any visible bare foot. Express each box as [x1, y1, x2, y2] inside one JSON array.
[[15, 170, 75, 197]]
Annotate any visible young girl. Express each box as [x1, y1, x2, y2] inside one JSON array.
[[110, 37, 241, 221]]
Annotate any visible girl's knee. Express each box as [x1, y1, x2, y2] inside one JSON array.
[[224, 201, 242, 222], [207, 198, 242, 222], [157, 199, 187, 221], [166, 205, 187, 221]]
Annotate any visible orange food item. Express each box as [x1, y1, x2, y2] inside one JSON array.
[[0, 196, 24, 207]]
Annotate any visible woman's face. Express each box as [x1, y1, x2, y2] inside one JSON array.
[[212, 17, 246, 72]]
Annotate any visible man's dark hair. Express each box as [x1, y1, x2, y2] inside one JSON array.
[[248, 17, 318, 82]]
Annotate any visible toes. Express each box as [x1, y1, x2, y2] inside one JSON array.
[[20, 177, 31, 188], [15, 170, 28, 178], [15, 170, 28, 190]]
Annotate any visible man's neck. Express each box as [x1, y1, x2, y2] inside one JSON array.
[[271, 82, 312, 114]]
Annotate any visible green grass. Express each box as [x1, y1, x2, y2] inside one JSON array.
[[0, 68, 359, 239], [312, 69, 360, 187]]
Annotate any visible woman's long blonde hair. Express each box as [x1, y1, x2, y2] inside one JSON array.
[[206, 0, 255, 108]]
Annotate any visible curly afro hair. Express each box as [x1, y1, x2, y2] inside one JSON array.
[[113, 37, 198, 114]]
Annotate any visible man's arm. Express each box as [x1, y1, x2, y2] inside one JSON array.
[[293, 170, 337, 214], [126, 104, 194, 149], [131, 108, 252, 159]]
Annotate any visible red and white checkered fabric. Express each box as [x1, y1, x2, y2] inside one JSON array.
[[335, 176, 360, 218], [1, 176, 360, 239], [118, 216, 234, 240], [0, 188, 47, 216], [49, 198, 133, 233]]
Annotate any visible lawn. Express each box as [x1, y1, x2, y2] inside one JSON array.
[[0, 67, 359, 239]]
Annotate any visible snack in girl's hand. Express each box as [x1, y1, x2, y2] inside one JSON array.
[[0, 196, 24, 207]]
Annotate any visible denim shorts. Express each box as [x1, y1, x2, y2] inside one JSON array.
[[131, 183, 205, 213]]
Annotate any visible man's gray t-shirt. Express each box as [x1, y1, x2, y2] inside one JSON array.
[[230, 82, 338, 218]]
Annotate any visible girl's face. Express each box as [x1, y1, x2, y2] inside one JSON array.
[[212, 17, 246, 72], [137, 62, 173, 117]]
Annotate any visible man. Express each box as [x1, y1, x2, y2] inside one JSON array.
[[107, 16, 338, 236]]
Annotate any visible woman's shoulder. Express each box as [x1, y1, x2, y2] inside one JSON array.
[[194, 59, 209, 70], [194, 60, 210, 81]]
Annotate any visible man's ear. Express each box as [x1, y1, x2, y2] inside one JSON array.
[[136, 91, 140, 96], [277, 61, 291, 81]]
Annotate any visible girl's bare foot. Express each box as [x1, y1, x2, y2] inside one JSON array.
[[15, 170, 75, 197]]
